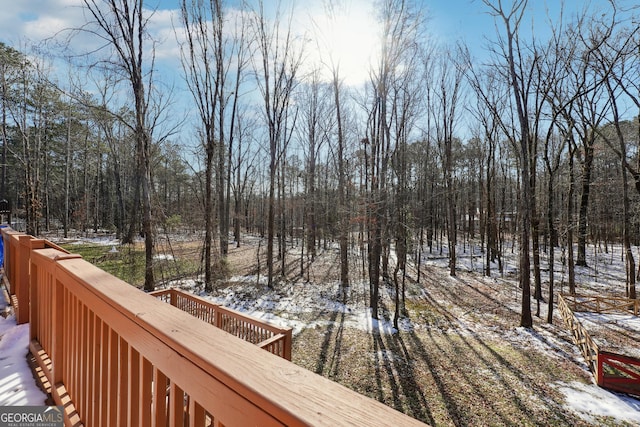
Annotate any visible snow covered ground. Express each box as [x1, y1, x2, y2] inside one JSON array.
[[191, 239, 640, 425], [558, 381, 640, 425], [0, 295, 47, 406]]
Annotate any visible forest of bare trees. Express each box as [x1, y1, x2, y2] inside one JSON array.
[[1, 0, 639, 327]]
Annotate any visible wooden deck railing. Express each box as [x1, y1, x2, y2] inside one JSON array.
[[558, 293, 640, 398], [151, 288, 292, 360], [558, 293, 600, 374], [1, 229, 70, 324], [598, 351, 640, 397], [560, 293, 640, 316], [1, 228, 426, 426]]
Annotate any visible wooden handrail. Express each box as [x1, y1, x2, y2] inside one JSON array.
[[3, 228, 426, 426], [1, 229, 70, 324], [598, 351, 640, 397], [558, 294, 600, 374], [560, 293, 639, 316], [151, 288, 293, 360]]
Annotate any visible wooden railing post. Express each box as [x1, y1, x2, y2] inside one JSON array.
[[2, 228, 15, 292], [51, 262, 65, 386], [28, 257, 38, 344], [283, 328, 292, 361], [216, 306, 223, 328], [596, 352, 604, 387], [15, 235, 34, 324], [28, 239, 46, 342], [170, 288, 177, 307]]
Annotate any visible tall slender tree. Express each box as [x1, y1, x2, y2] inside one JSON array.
[[251, 0, 303, 288], [482, 0, 533, 328], [179, 0, 226, 291], [0, 43, 23, 211], [82, 0, 159, 291], [430, 48, 465, 277], [364, 0, 422, 319]]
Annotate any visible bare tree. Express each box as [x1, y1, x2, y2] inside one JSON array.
[[482, 0, 534, 327], [179, 0, 221, 292], [567, 6, 619, 268], [231, 106, 258, 247], [466, 65, 507, 277], [251, 0, 303, 288], [430, 48, 465, 277], [362, 0, 423, 320], [391, 47, 423, 327], [296, 71, 329, 268], [179, 0, 248, 290], [91, 74, 129, 241], [82, 0, 160, 291], [594, 21, 640, 299], [603, 76, 636, 299], [331, 66, 350, 289]]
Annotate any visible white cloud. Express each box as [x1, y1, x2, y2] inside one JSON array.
[[0, 0, 85, 46], [0, 1, 181, 65], [147, 8, 183, 62]]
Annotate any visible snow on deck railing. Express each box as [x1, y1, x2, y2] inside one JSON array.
[[1, 227, 426, 426]]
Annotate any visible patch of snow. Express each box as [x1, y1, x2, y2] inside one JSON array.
[[356, 308, 398, 335], [575, 312, 640, 331], [63, 236, 121, 247], [153, 253, 174, 261], [0, 304, 47, 405], [229, 275, 269, 286], [573, 312, 640, 359], [557, 381, 640, 425], [176, 277, 411, 337], [504, 327, 577, 360]]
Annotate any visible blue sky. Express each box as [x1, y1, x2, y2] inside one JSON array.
[[0, 1, 620, 64], [0, 0, 627, 148]]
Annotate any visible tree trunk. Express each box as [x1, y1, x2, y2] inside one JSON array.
[[546, 160, 556, 324], [204, 144, 215, 292], [334, 73, 349, 287], [567, 142, 576, 295], [64, 110, 71, 238], [576, 142, 594, 267], [140, 127, 155, 292], [445, 148, 457, 277], [267, 143, 276, 288], [218, 136, 228, 256]]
